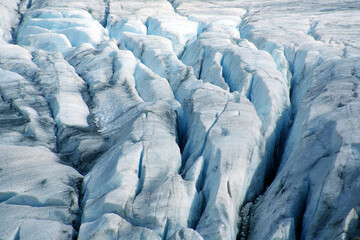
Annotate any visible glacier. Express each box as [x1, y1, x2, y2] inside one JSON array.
[[0, 0, 360, 239]]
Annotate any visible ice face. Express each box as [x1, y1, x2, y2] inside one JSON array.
[[1, 0, 360, 240]]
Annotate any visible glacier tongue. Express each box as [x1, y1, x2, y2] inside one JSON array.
[[1, 0, 360, 239]]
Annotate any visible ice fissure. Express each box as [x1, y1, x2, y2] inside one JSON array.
[[1, 1, 360, 240]]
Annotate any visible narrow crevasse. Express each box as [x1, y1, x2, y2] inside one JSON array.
[[0, 8, 83, 236], [172, 0, 291, 183], [169, 2, 293, 239], [0, 1, 109, 238], [235, 1, 360, 239]]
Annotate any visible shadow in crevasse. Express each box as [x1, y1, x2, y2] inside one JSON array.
[[237, 111, 292, 240]]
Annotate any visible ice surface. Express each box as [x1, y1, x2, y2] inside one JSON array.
[[18, 7, 108, 53], [29, 0, 107, 22], [181, 86, 266, 240], [146, 16, 198, 57], [0, 145, 81, 239], [31, 50, 106, 170], [106, 0, 173, 39], [18, 219, 74, 240], [78, 213, 162, 240], [1, 0, 360, 240], [0, 68, 56, 149], [79, 101, 200, 238], [249, 58, 360, 240], [168, 228, 204, 240], [269, 218, 295, 240], [0, 0, 21, 43], [32, 51, 90, 129]]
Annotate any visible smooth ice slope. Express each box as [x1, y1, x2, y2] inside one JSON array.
[[1, 0, 360, 240]]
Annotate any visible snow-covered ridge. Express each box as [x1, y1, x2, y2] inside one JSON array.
[[1, 0, 360, 239]]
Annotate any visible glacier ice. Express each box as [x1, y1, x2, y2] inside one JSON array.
[[1, 0, 360, 239], [17, 6, 108, 53], [0, 145, 81, 239]]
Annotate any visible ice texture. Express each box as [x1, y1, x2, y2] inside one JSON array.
[[1, 0, 360, 239], [0, 145, 81, 239]]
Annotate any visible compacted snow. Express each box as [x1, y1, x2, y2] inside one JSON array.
[[0, 0, 360, 239]]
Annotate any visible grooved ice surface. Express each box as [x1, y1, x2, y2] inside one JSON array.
[[0, 0, 359, 240]]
